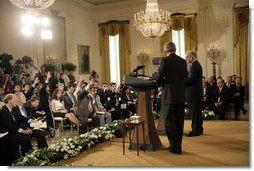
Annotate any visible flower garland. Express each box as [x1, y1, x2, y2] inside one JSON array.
[[184, 108, 217, 120], [14, 120, 124, 166]]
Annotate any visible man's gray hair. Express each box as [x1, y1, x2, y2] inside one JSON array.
[[164, 42, 176, 53], [186, 50, 197, 58], [15, 92, 24, 99]]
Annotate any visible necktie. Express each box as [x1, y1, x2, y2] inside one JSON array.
[[10, 110, 15, 121], [21, 106, 28, 118]]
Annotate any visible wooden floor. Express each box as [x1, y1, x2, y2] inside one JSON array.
[[50, 117, 249, 167]]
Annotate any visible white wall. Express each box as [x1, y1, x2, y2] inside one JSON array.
[[0, 0, 249, 82]]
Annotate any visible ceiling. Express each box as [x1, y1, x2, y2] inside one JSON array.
[[81, 0, 129, 5]]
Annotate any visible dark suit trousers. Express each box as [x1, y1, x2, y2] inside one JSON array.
[[7, 134, 32, 160], [0, 136, 13, 166], [163, 103, 185, 149], [187, 101, 203, 134], [32, 131, 48, 148]]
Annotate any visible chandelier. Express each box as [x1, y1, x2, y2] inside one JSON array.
[[9, 0, 56, 10], [134, 0, 171, 38]]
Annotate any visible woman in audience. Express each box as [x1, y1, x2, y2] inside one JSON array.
[[120, 86, 136, 118], [51, 89, 79, 125]]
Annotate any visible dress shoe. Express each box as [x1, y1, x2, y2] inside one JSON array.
[[168, 147, 182, 154], [186, 131, 200, 137]]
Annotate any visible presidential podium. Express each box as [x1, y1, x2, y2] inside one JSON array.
[[123, 75, 162, 151]]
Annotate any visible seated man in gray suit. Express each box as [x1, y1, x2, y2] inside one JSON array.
[[88, 86, 112, 126]]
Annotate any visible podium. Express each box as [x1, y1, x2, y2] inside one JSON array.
[[124, 75, 162, 151]]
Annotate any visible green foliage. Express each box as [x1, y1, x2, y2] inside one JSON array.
[[42, 63, 57, 72], [62, 62, 77, 72]]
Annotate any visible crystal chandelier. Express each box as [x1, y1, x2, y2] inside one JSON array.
[[134, 0, 171, 38], [9, 0, 56, 10]]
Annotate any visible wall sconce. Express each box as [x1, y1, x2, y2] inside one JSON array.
[[207, 43, 221, 78], [137, 49, 149, 65]]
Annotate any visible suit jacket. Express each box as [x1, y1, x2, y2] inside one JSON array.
[[185, 60, 203, 101], [212, 85, 229, 105], [233, 85, 245, 99], [0, 105, 26, 134], [63, 92, 77, 112], [12, 106, 30, 128], [39, 81, 50, 112], [154, 53, 188, 104], [76, 90, 90, 123]]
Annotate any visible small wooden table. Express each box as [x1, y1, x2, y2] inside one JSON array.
[[123, 119, 145, 156]]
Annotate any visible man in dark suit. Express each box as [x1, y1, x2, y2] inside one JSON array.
[[211, 78, 229, 120], [202, 78, 212, 109], [185, 50, 203, 136], [153, 42, 187, 154], [14, 93, 48, 148], [232, 77, 247, 120], [0, 94, 32, 165], [39, 72, 54, 129], [63, 84, 77, 112]]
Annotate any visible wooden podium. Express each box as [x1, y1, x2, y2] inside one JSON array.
[[124, 75, 162, 151]]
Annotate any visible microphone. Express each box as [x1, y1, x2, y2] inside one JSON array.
[[130, 65, 145, 76], [133, 65, 145, 72]]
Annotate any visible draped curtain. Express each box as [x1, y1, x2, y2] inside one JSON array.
[[160, 13, 197, 55], [234, 6, 249, 87], [99, 21, 131, 82]]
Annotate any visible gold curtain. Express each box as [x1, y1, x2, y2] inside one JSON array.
[[99, 21, 131, 82], [184, 14, 197, 51], [159, 13, 197, 55], [160, 29, 172, 56], [234, 7, 249, 87]]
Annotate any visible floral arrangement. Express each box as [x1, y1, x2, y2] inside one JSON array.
[[14, 120, 124, 166], [184, 108, 217, 120], [62, 62, 77, 72], [202, 109, 217, 120]]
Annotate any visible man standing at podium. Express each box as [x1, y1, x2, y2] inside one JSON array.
[[153, 42, 187, 154]]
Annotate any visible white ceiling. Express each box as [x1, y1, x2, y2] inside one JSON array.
[[81, 0, 129, 5]]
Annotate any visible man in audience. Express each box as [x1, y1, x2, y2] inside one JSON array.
[[185, 50, 203, 136], [232, 77, 247, 120], [88, 86, 112, 126], [0, 94, 32, 164], [106, 82, 122, 120], [202, 78, 212, 109], [0, 87, 5, 102], [14, 93, 48, 148], [211, 78, 229, 120], [63, 84, 77, 112], [225, 75, 236, 103], [13, 83, 21, 93]]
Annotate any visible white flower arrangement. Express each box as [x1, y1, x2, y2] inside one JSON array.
[[14, 120, 124, 166]]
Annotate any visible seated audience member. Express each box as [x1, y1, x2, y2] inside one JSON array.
[[225, 75, 236, 103], [207, 76, 216, 87], [14, 93, 48, 148], [231, 74, 237, 84], [76, 87, 97, 134], [152, 87, 162, 113], [202, 78, 212, 109], [97, 83, 110, 108], [3, 74, 13, 94], [232, 77, 247, 120], [13, 83, 21, 93], [23, 77, 40, 100], [50, 72, 65, 93], [0, 94, 32, 165], [88, 86, 112, 126], [51, 89, 79, 125], [105, 82, 123, 120], [0, 87, 5, 102], [211, 78, 229, 120], [120, 86, 137, 118], [59, 69, 70, 87], [63, 84, 77, 112]]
